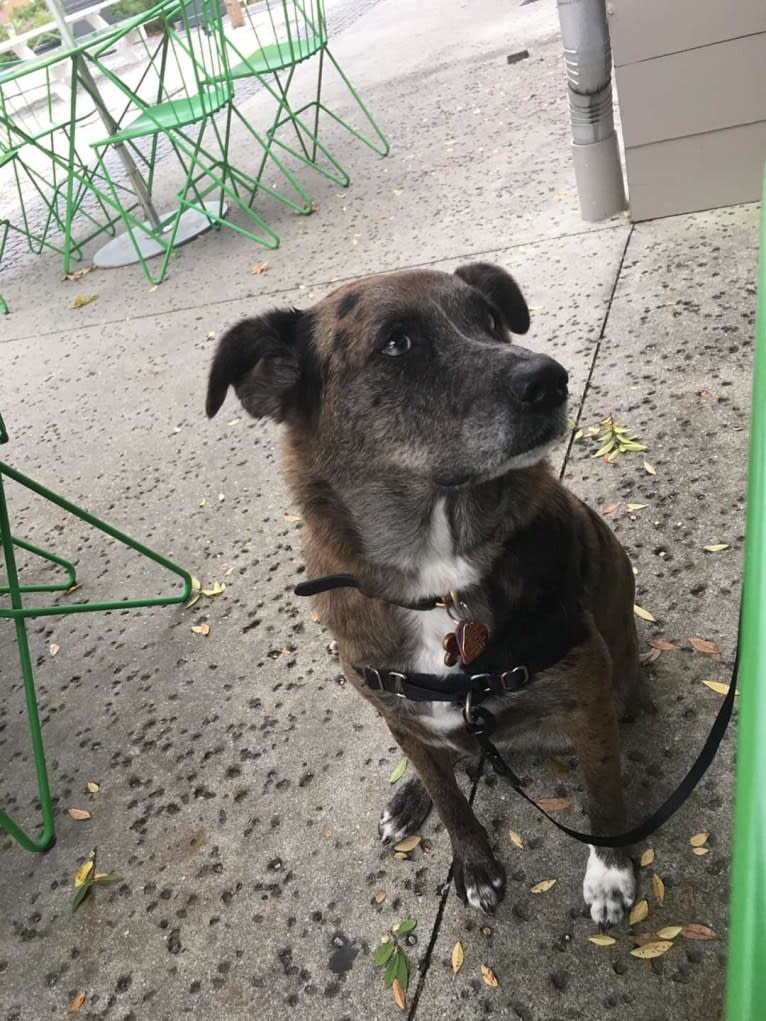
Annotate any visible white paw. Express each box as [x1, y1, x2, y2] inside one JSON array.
[[583, 846, 635, 925], [378, 807, 409, 846], [464, 873, 505, 913]]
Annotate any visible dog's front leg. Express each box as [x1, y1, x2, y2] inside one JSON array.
[[562, 668, 636, 925], [386, 723, 505, 914]]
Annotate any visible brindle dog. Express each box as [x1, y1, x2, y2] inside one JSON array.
[[206, 263, 639, 923]]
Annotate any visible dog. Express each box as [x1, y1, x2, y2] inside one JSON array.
[[206, 262, 640, 924]]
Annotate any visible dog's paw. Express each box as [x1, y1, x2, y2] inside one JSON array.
[[453, 852, 506, 915], [379, 778, 433, 845], [583, 847, 635, 925]]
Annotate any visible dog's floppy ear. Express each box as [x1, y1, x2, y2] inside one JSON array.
[[454, 262, 530, 335], [206, 308, 307, 422]]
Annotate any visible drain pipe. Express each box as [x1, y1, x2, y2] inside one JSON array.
[[556, 0, 626, 221]]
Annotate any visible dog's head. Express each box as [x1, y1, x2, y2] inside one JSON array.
[[206, 263, 568, 489]]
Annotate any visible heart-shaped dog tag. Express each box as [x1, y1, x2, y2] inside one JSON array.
[[455, 620, 490, 665]]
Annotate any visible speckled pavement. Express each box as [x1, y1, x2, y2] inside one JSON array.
[[0, 2, 756, 1020]]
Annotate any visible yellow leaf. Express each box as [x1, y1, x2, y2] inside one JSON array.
[[191, 623, 210, 636], [63, 267, 92, 282], [283, 514, 301, 522], [536, 797, 571, 812], [704, 544, 729, 552], [657, 926, 683, 940], [643, 459, 656, 475], [689, 832, 709, 847], [86, 782, 100, 794], [394, 851, 408, 860], [392, 978, 406, 1011], [67, 808, 91, 821], [74, 854, 95, 888], [452, 941, 464, 975], [394, 835, 421, 853], [200, 582, 226, 597], [530, 878, 557, 894], [630, 941, 673, 959], [251, 261, 270, 274], [70, 293, 99, 309], [652, 873, 665, 906], [634, 604, 656, 622], [50, 643, 60, 656], [480, 964, 499, 987], [626, 503, 647, 512], [692, 846, 709, 856], [587, 934, 617, 946], [629, 898, 649, 925], [68, 991, 87, 1015], [703, 680, 737, 696], [224, 567, 235, 576], [509, 829, 524, 849], [374, 889, 386, 904], [640, 848, 655, 867]]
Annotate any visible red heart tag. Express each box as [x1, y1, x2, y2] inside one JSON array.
[[455, 621, 490, 665]]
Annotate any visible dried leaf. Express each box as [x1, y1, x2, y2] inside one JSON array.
[[309, 610, 321, 623], [70, 293, 99, 309], [536, 797, 571, 812], [681, 923, 717, 940], [689, 832, 709, 847], [391, 978, 406, 1011], [375, 890, 386, 904], [74, 854, 95, 888], [652, 873, 665, 906], [629, 898, 649, 925], [251, 261, 270, 274], [191, 623, 210, 636], [63, 267, 92, 281], [393, 851, 408, 861], [200, 582, 226, 597], [530, 878, 557, 894], [630, 941, 673, 959], [68, 991, 87, 1015], [86, 782, 100, 794], [657, 926, 683, 940], [692, 846, 709, 856], [626, 503, 647, 512], [509, 829, 524, 849], [643, 459, 656, 475], [634, 604, 656, 622], [224, 567, 235, 576], [389, 758, 408, 784], [587, 934, 617, 946], [703, 680, 737, 696], [67, 808, 91, 821], [394, 835, 421, 854], [640, 648, 662, 665], [480, 964, 499, 987], [640, 848, 655, 868], [548, 757, 570, 776], [185, 577, 202, 608], [689, 637, 720, 656], [283, 514, 301, 522], [704, 544, 729, 552], [649, 639, 678, 651], [49, 643, 60, 656], [602, 502, 621, 515], [452, 941, 464, 974]]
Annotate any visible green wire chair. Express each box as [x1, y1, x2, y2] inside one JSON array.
[[217, 0, 389, 189], [0, 410, 192, 851], [74, 0, 313, 285]]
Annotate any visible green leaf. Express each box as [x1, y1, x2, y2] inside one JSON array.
[[93, 873, 122, 885], [384, 950, 401, 988], [395, 918, 417, 935], [374, 942, 395, 967], [394, 949, 410, 992], [621, 440, 647, 452], [593, 440, 616, 458], [72, 878, 94, 912], [389, 757, 408, 784]]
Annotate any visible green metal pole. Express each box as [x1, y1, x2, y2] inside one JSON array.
[[725, 169, 766, 1020]]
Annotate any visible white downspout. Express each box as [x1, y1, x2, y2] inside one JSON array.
[[556, 0, 626, 221]]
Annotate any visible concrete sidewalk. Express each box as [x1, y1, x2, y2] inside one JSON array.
[[0, 2, 756, 1019]]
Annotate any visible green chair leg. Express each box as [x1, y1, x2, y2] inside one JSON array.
[[0, 295, 7, 315]]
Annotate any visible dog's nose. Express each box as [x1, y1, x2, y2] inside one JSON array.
[[508, 354, 568, 410]]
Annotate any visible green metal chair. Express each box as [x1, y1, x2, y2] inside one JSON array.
[[75, 0, 313, 285], [0, 410, 192, 851], [217, 0, 389, 189]]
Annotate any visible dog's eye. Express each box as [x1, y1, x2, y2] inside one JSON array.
[[380, 332, 412, 357], [487, 311, 496, 331]]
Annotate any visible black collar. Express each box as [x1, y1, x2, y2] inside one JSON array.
[[294, 572, 445, 611]]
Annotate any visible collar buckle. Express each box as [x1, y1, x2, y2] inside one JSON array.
[[500, 665, 530, 691]]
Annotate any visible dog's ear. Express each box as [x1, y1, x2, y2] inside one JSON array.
[[454, 262, 530, 335], [206, 308, 308, 422]]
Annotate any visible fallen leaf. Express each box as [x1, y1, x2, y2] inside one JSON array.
[[692, 846, 709, 856], [68, 991, 87, 1015], [394, 835, 421, 854], [704, 544, 729, 553], [63, 267, 92, 281], [392, 978, 406, 1011], [251, 261, 270, 274], [643, 459, 656, 475], [649, 639, 678, 651], [530, 878, 557, 894], [74, 853, 95, 888], [66, 583, 82, 595], [629, 898, 649, 925], [50, 643, 60, 656], [393, 851, 408, 861], [602, 502, 621, 515], [657, 926, 683, 940], [630, 941, 673, 959], [626, 503, 647, 512], [632, 932, 662, 946], [652, 873, 665, 906], [681, 923, 717, 940], [309, 610, 321, 623], [374, 890, 386, 904], [191, 623, 210, 636], [634, 604, 656, 622], [640, 848, 655, 868], [70, 293, 99, 309], [548, 757, 570, 776], [206, 330, 216, 340], [509, 829, 524, 849], [703, 680, 737, 696], [480, 964, 499, 987], [67, 808, 91, 821], [185, 577, 202, 608], [689, 832, 709, 847], [93, 872, 121, 884], [283, 514, 301, 522], [640, 648, 662, 665], [452, 941, 464, 975], [224, 567, 235, 576], [536, 797, 571, 812], [86, 782, 100, 794], [389, 758, 408, 784], [689, 637, 720, 656], [200, 582, 226, 597], [587, 934, 617, 946]]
